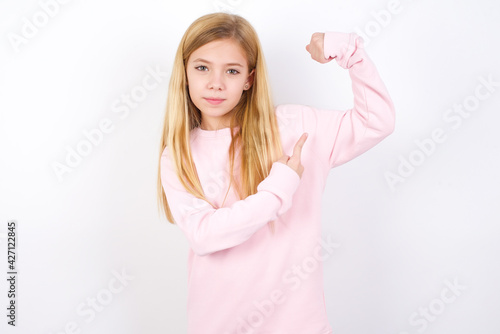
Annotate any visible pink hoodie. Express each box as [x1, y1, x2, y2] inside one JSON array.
[[161, 31, 395, 334]]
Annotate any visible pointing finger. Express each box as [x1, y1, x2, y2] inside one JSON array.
[[291, 133, 308, 161]]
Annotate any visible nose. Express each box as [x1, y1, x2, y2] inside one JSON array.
[[208, 71, 224, 90]]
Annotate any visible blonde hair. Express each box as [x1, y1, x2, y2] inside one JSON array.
[[157, 12, 283, 233]]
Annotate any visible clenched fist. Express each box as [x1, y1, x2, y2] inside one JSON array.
[[305, 32, 334, 64]]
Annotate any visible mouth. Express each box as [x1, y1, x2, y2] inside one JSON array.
[[204, 98, 225, 105]]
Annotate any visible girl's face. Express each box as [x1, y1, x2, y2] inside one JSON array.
[[186, 38, 254, 131]]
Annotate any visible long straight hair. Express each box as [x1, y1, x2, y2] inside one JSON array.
[[157, 12, 283, 233]]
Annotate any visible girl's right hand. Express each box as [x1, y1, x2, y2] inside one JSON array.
[[276, 132, 308, 178]]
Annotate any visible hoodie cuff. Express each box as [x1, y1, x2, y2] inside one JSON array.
[[257, 161, 301, 216], [323, 31, 364, 69]]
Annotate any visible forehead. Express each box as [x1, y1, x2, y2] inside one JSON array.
[[189, 39, 247, 65]]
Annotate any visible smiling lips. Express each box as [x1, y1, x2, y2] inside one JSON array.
[[204, 97, 225, 105]]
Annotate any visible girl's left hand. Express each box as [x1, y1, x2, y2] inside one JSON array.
[[305, 32, 334, 64]]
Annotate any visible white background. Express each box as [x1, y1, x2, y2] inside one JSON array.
[[1, 0, 499, 333]]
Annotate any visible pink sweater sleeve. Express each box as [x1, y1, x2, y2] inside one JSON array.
[[160, 151, 300, 256], [278, 31, 395, 170]]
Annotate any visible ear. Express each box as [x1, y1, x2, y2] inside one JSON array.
[[244, 69, 255, 90]]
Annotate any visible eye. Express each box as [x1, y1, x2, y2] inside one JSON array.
[[227, 69, 239, 75], [195, 65, 208, 71]]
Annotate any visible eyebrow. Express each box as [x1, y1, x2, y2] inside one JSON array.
[[192, 58, 244, 67]]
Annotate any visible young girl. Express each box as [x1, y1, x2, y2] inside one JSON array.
[[157, 12, 395, 334]]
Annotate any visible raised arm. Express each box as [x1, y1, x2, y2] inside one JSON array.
[[160, 149, 300, 256], [284, 31, 395, 170]]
